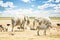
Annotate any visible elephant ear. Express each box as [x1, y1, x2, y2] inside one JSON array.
[[15, 19, 20, 26], [26, 19, 30, 25], [39, 21, 42, 25], [24, 17, 26, 21]]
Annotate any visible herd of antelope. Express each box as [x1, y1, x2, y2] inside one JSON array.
[[0, 16, 53, 36]]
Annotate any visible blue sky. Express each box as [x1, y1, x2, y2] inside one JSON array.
[[0, 0, 60, 17]]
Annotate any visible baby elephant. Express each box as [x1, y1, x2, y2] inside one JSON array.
[[36, 18, 52, 36]]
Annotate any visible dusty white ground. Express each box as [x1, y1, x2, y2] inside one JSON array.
[[0, 27, 60, 40]]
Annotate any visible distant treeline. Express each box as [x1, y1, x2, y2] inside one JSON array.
[[0, 17, 60, 20], [50, 17, 60, 20], [29, 17, 60, 20]]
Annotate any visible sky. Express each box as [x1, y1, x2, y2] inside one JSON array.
[[0, 0, 60, 17]]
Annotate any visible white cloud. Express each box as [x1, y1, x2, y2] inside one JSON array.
[[54, 9, 60, 12], [0, 8, 51, 17], [17, 9, 50, 17], [38, 3, 49, 9], [21, 0, 35, 3], [32, 10, 49, 17], [55, 0, 60, 3], [47, 10, 60, 17], [31, 5, 35, 7], [49, 13, 60, 17], [54, 4, 60, 10], [0, 7, 60, 17], [48, 0, 52, 2], [38, 2, 60, 10], [0, 8, 33, 17], [0, 8, 60, 17], [47, 0, 60, 3], [48, 0, 54, 2], [21, 0, 30, 3], [0, 1, 15, 8], [0, 0, 60, 17], [31, 0, 36, 1]]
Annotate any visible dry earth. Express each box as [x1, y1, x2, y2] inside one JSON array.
[[0, 27, 60, 40]]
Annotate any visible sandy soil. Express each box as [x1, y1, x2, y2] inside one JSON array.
[[0, 27, 60, 40]]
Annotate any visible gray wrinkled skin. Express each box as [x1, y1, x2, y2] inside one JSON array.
[[35, 17, 52, 36]]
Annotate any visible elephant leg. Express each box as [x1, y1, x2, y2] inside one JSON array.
[[44, 29, 46, 35], [37, 30, 40, 36]]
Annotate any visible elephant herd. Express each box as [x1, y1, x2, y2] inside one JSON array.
[[11, 16, 53, 36]]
